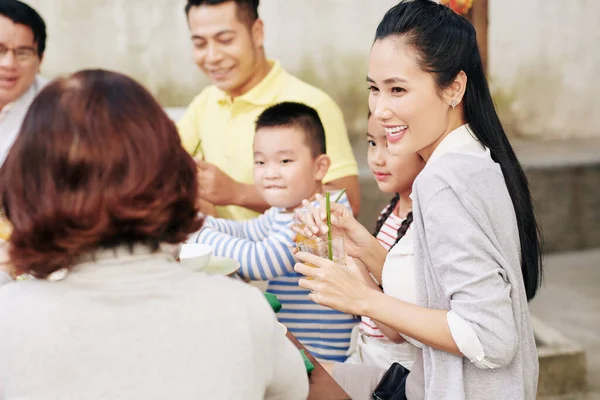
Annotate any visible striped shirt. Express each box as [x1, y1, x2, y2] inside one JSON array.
[[360, 205, 404, 339], [192, 193, 357, 362]]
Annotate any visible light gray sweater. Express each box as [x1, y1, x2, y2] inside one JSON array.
[[407, 153, 538, 399], [0, 246, 309, 400]]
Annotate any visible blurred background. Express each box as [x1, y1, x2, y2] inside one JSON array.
[[29, 0, 600, 141], [26, 1, 600, 397]]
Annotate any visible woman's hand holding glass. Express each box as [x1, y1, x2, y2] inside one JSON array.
[[294, 253, 378, 316]]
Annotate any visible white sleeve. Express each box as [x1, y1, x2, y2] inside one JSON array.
[[447, 310, 500, 369]]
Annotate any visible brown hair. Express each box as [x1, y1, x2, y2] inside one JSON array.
[[0, 69, 203, 278]]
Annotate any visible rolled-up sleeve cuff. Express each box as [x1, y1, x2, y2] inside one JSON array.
[[447, 310, 499, 369]]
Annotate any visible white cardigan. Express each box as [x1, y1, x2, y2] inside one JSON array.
[[0, 246, 308, 400]]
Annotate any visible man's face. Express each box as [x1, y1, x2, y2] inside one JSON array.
[[187, 1, 263, 97], [0, 15, 41, 109]]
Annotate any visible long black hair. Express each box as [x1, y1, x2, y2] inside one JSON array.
[[375, 0, 543, 300]]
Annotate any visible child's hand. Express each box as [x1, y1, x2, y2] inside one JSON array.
[[296, 194, 351, 237], [292, 194, 373, 259]]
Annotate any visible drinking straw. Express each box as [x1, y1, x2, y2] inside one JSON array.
[[192, 141, 202, 158], [333, 188, 346, 203], [326, 192, 333, 260], [321, 188, 345, 261]]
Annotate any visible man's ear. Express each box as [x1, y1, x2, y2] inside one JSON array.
[[251, 18, 265, 48], [314, 154, 331, 181]]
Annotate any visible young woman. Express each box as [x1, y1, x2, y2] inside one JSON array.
[[294, 1, 543, 399]]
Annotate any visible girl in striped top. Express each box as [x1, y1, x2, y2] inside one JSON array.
[[190, 102, 357, 362], [344, 112, 424, 369]]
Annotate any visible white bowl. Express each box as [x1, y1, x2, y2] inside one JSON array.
[[179, 243, 213, 272], [277, 322, 288, 335], [204, 256, 240, 276]]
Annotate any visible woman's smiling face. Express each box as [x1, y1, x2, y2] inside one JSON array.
[[367, 36, 456, 161]]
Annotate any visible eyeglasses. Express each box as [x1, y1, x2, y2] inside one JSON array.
[[0, 45, 38, 63]]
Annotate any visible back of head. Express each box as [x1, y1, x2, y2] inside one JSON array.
[[0, 69, 202, 278], [255, 102, 326, 158], [376, 0, 543, 300], [185, 0, 259, 25], [0, 0, 46, 57]]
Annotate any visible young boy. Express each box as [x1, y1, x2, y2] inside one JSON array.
[[190, 102, 356, 362]]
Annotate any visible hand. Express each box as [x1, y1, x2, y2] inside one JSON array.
[[196, 197, 218, 217], [294, 252, 376, 315], [292, 194, 375, 259], [195, 160, 240, 206]]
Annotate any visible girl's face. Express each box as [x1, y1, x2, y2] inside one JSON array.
[[367, 115, 424, 194], [367, 37, 462, 161]]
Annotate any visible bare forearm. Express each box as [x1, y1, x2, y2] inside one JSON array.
[[359, 241, 388, 283], [373, 319, 405, 343], [362, 290, 461, 356], [234, 183, 270, 213]]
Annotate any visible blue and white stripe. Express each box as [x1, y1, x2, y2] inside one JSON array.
[[191, 192, 357, 362]]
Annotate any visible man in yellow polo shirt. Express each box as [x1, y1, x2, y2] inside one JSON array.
[[178, 0, 360, 220]]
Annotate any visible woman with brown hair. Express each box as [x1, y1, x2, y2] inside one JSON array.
[[0, 69, 308, 399]]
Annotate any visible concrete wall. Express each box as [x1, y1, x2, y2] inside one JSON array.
[[27, 0, 600, 140], [489, 0, 600, 139]]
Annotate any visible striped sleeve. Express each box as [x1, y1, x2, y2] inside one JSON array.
[[191, 212, 272, 242], [196, 209, 296, 281]]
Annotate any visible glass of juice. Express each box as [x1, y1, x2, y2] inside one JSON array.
[[293, 222, 311, 245], [297, 236, 346, 267]]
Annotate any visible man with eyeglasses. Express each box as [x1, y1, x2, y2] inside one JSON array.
[[0, 0, 47, 165]]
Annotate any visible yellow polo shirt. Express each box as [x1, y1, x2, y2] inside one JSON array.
[[178, 60, 358, 221]]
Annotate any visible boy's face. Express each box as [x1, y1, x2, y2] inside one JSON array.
[[253, 126, 330, 210]]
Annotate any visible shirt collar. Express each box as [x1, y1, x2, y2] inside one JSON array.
[[427, 123, 486, 165], [0, 76, 46, 123], [216, 60, 284, 106], [0, 102, 14, 123]]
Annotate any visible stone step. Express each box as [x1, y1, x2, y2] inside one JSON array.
[[516, 139, 600, 253], [534, 315, 588, 398]]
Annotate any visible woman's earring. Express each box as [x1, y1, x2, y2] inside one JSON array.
[[451, 100, 457, 109]]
